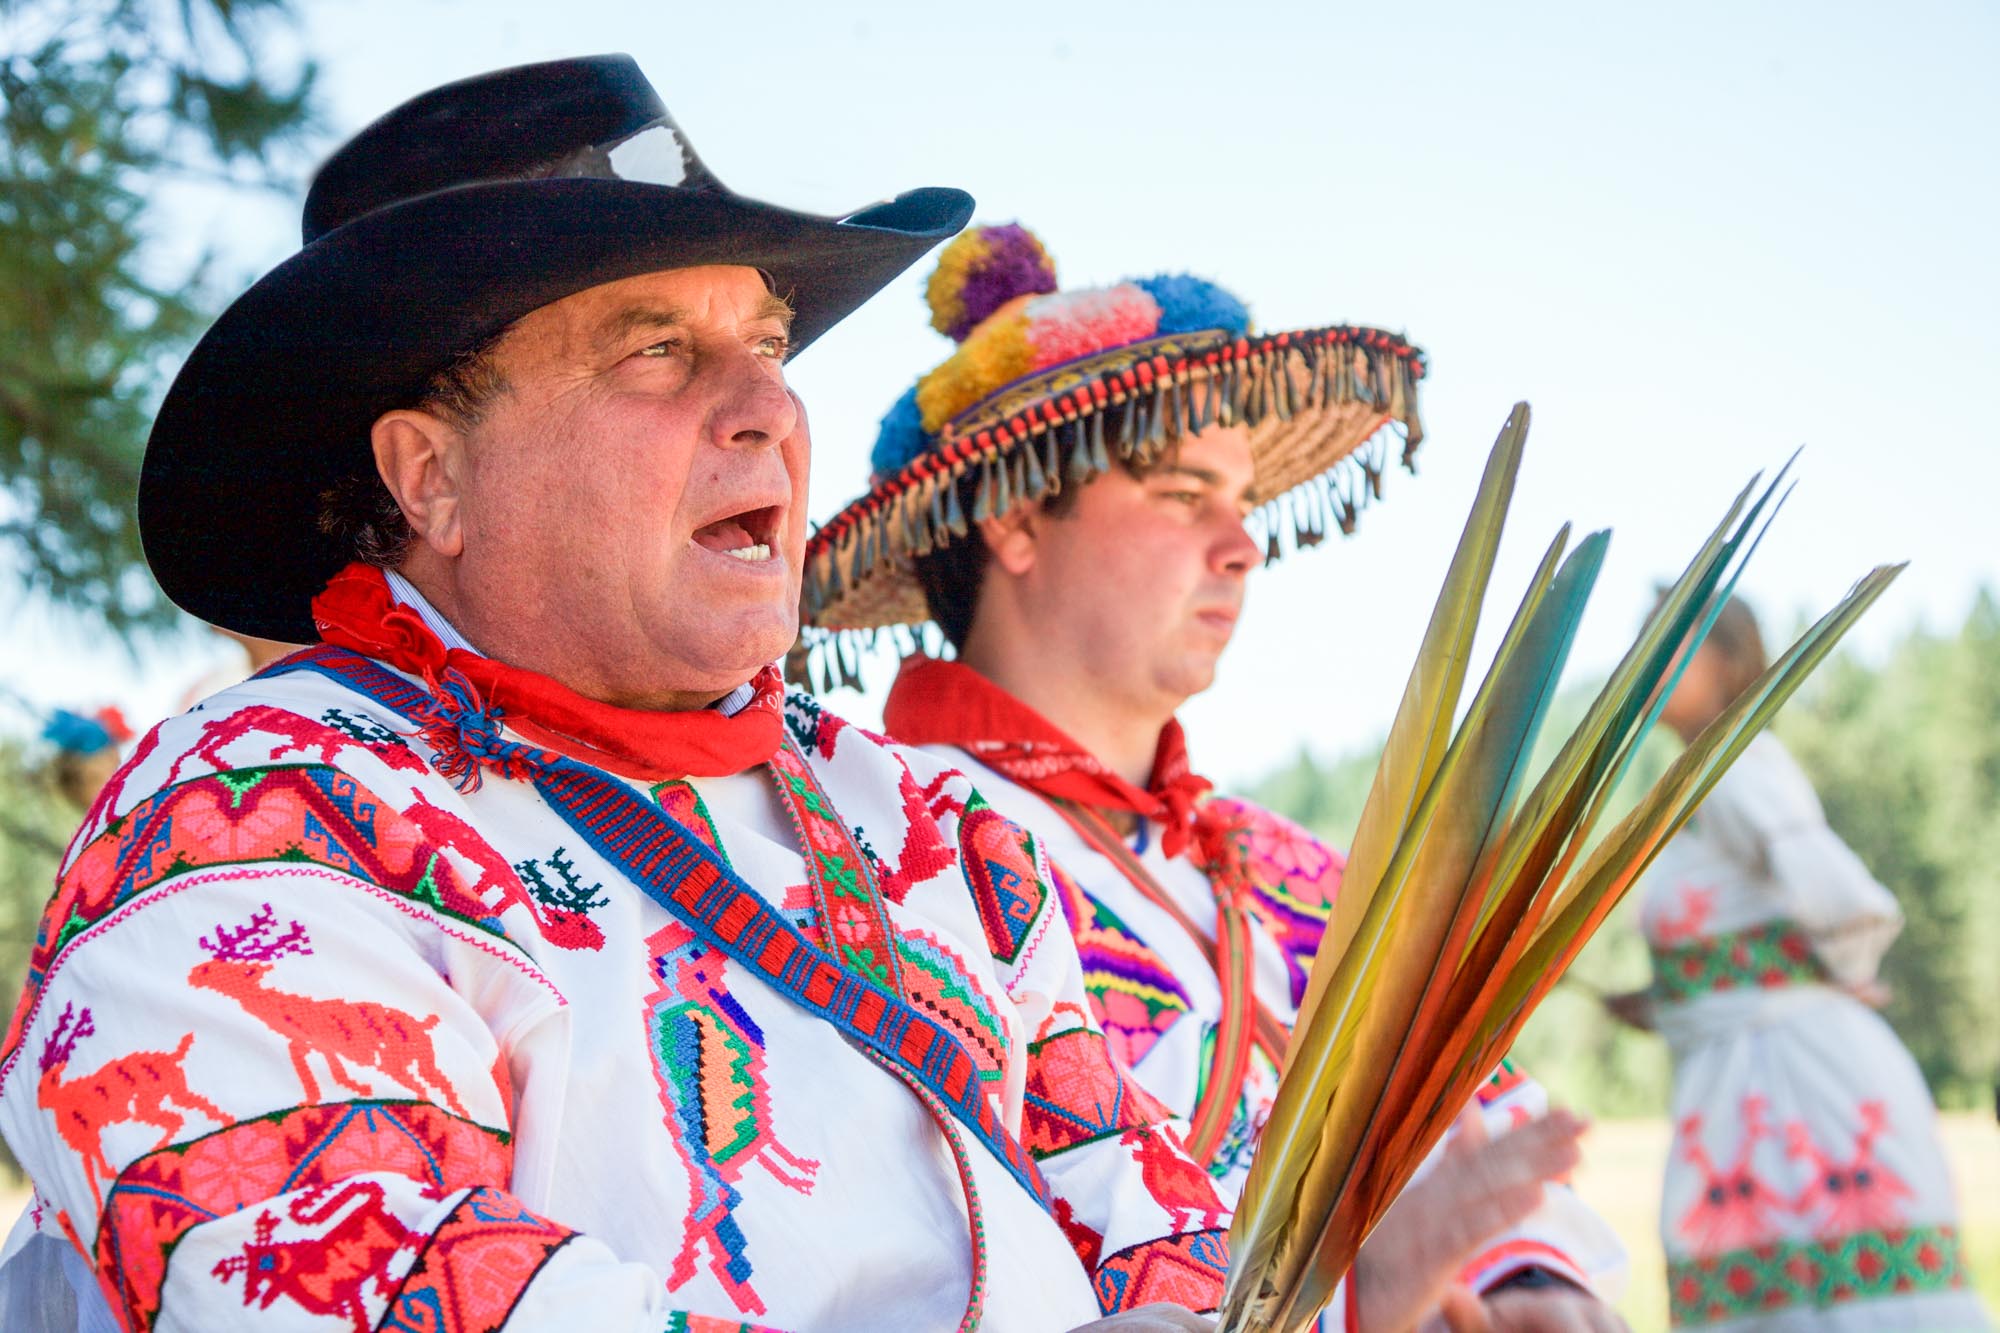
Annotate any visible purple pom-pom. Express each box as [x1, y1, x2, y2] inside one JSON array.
[[1131, 274, 1251, 338], [871, 384, 932, 479], [946, 224, 1057, 341]]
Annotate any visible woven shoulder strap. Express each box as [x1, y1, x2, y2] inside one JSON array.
[[263, 646, 1052, 1210]]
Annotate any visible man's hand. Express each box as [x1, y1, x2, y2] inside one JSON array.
[[1068, 1302, 1215, 1331], [1354, 1105, 1588, 1333], [1430, 1282, 1631, 1331]]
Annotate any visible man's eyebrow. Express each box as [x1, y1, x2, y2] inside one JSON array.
[[598, 305, 691, 351], [1151, 462, 1263, 506], [597, 295, 795, 351], [755, 293, 797, 331]]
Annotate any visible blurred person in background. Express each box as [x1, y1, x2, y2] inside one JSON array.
[[1605, 595, 1988, 1330]]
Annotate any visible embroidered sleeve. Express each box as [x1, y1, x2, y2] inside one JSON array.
[[1719, 743, 1902, 983], [945, 779, 1231, 1315], [0, 758, 735, 1331]]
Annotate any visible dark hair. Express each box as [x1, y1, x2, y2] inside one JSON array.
[[912, 434, 1157, 649], [314, 329, 513, 567], [1703, 595, 1769, 705], [1657, 588, 1769, 708]]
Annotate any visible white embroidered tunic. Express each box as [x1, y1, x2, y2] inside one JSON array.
[[0, 659, 1232, 1332], [1638, 733, 1987, 1330]]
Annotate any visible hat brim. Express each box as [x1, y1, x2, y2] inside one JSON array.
[[800, 324, 1426, 649], [140, 177, 973, 641]]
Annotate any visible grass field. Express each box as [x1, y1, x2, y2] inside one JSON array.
[[1569, 1113, 2000, 1331], [0, 1115, 1993, 1326]]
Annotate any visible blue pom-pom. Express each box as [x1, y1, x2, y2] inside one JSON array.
[[1131, 274, 1251, 338], [42, 709, 113, 756], [870, 384, 933, 478]]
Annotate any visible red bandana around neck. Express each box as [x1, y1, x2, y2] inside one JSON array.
[[309, 563, 785, 782], [882, 656, 1215, 859]]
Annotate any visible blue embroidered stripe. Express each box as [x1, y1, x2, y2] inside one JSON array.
[[262, 646, 1054, 1211]]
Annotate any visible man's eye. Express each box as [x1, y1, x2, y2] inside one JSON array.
[[755, 334, 792, 361], [636, 338, 685, 358], [1162, 490, 1201, 505]]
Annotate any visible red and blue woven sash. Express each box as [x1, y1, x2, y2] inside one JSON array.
[[262, 645, 1053, 1212]]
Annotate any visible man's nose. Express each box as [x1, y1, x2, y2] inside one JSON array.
[[708, 345, 798, 449], [1213, 511, 1261, 575]]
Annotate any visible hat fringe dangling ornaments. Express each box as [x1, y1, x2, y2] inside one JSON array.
[[797, 224, 1428, 690]]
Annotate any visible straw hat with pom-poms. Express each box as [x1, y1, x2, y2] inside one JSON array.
[[798, 223, 1427, 691]]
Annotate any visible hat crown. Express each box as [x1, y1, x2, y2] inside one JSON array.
[[302, 54, 716, 244]]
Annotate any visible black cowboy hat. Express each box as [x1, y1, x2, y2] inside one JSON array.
[[139, 54, 974, 642]]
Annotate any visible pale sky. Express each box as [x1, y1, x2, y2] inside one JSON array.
[[6, 0, 1996, 787]]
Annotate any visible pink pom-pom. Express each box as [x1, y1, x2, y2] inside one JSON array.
[[1023, 285, 1163, 370]]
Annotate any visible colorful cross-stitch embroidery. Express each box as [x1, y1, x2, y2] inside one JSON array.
[[96, 1099, 510, 1330], [959, 792, 1047, 965], [653, 781, 729, 859], [1785, 1101, 1913, 1238], [893, 927, 1009, 1081], [1091, 1229, 1230, 1316], [1666, 1223, 1971, 1325], [767, 736, 903, 995], [511, 846, 610, 951], [1649, 918, 1826, 1003], [190, 903, 470, 1116], [210, 1178, 413, 1332], [1020, 1027, 1174, 1157], [1049, 862, 1192, 1070], [1200, 797, 1341, 1008], [1676, 1098, 1786, 1255], [6, 763, 545, 1066], [35, 1002, 227, 1209], [378, 1186, 576, 1333], [644, 922, 819, 1316]]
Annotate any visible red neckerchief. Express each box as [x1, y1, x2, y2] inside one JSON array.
[[309, 562, 784, 782], [882, 655, 1216, 859], [884, 654, 1282, 1165]]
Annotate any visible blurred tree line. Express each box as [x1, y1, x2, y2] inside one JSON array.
[[2, 0, 314, 633], [1249, 593, 2000, 1117]]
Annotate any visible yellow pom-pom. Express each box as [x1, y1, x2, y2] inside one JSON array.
[[917, 299, 1037, 432]]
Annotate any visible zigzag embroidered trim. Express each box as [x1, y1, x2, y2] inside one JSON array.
[[377, 1186, 575, 1333], [1667, 1224, 1971, 1325], [1020, 1027, 1174, 1158], [1091, 1229, 1231, 1316], [3, 762, 548, 1070], [1648, 918, 1827, 1003], [95, 1099, 511, 1331]]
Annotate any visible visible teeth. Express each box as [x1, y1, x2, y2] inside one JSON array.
[[723, 543, 772, 562]]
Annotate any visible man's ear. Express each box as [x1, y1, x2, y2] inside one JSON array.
[[370, 409, 466, 558], [977, 503, 1039, 577]]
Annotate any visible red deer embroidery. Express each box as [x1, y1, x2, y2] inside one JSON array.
[[35, 1002, 227, 1207], [172, 705, 428, 785], [1786, 1100, 1913, 1237], [1676, 1097, 1784, 1254], [211, 1179, 412, 1331], [189, 904, 469, 1117], [400, 795, 605, 951]]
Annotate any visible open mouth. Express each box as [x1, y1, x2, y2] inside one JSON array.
[[692, 505, 782, 565]]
